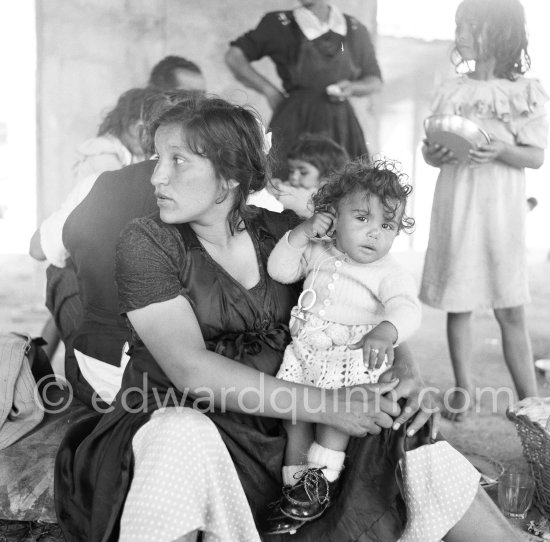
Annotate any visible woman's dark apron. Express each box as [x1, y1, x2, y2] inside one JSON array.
[[270, 20, 368, 177]]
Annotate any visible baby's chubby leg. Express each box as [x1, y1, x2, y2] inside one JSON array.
[[282, 420, 314, 485]]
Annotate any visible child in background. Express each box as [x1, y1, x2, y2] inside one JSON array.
[[420, 0, 548, 421], [266, 158, 421, 529], [272, 133, 349, 217]]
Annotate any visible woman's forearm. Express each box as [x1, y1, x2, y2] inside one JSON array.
[[128, 296, 399, 437], [174, 347, 333, 423], [225, 46, 282, 102], [338, 75, 381, 98], [350, 75, 382, 97], [129, 297, 327, 423], [172, 347, 400, 437]]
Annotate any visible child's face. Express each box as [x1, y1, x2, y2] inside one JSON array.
[[333, 190, 401, 265], [287, 159, 322, 190], [455, 5, 483, 61]]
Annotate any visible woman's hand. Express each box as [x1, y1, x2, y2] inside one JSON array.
[[380, 343, 440, 440], [327, 379, 402, 437], [422, 140, 458, 167], [349, 320, 398, 369], [333, 75, 382, 98]]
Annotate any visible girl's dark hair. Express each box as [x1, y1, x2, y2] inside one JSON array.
[[288, 134, 349, 180], [453, 0, 530, 80], [152, 95, 271, 233], [97, 87, 160, 139], [312, 157, 415, 233]]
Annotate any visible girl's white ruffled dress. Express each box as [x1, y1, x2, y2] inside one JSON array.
[[420, 76, 549, 311]]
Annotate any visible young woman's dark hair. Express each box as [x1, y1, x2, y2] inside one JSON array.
[[153, 95, 272, 233], [312, 157, 415, 233], [97, 87, 160, 139], [287, 133, 349, 178], [140, 90, 205, 156], [453, 0, 530, 80], [148, 56, 202, 90]]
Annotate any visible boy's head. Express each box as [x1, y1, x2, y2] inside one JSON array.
[[287, 134, 349, 190], [148, 56, 206, 92]]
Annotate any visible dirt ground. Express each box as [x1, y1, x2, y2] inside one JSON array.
[[2, 250, 550, 540]]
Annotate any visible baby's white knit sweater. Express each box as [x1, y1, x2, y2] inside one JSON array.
[[268, 232, 421, 342]]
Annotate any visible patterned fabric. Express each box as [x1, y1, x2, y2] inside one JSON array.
[[398, 442, 480, 542], [277, 312, 389, 388], [120, 408, 260, 542]]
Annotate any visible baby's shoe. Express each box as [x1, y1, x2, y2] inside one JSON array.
[[280, 467, 332, 521], [261, 497, 306, 536]]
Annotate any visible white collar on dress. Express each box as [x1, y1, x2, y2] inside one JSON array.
[[292, 4, 347, 40]]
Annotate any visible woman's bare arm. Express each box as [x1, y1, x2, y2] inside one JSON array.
[[224, 46, 285, 110], [128, 295, 401, 437], [336, 75, 382, 98]]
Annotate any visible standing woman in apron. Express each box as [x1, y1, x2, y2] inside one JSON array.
[[225, 0, 382, 178]]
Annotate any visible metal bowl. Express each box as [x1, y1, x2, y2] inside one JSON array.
[[424, 114, 491, 161]]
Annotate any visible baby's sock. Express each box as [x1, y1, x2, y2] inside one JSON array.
[[282, 465, 306, 486], [307, 441, 345, 482]]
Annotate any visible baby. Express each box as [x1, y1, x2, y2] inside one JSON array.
[[265, 158, 421, 532]]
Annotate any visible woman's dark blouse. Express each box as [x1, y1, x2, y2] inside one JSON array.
[[116, 209, 301, 357], [230, 10, 382, 93]]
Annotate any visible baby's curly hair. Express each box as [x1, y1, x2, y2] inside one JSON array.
[[312, 157, 415, 233]]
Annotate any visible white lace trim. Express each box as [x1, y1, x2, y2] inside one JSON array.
[[277, 311, 388, 389]]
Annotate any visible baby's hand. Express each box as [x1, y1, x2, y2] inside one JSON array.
[[289, 211, 334, 248], [422, 139, 457, 167], [349, 321, 398, 370]]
